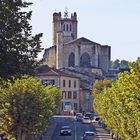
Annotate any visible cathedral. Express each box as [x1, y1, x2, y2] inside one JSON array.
[[43, 11, 111, 73], [41, 11, 111, 112]]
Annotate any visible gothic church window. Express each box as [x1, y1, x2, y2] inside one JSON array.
[[68, 52, 75, 67], [66, 24, 69, 31], [70, 24, 72, 31], [63, 24, 65, 31], [80, 53, 91, 67]]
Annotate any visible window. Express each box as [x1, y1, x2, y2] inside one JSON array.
[[74, 103, 78, 110], [80, 53, 91, 67], [68, 91, 72, 99], [66, 24, 69, 31], [42, 79, 55, 86], [69, 80, 71, 88], [73, 91, 77, 99], [63, 24, 65, 31], [62, 91, 66, 99], [68, 52, 75, 67], [74, 80, 76, 88], [70, 24, 71, 31], [64, 101, 72, 110], [63, 80, 65, 87]]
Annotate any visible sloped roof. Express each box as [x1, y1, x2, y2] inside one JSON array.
[[36, 68, 80, 79], [64, 37, 100, 45], [35, 65, 50, 74]]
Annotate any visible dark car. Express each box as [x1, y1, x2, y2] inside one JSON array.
[[85, 112, 94, 120], [60, 126, 72, 136], [76, 115, 84, 122], [75, 113, 82, 120]]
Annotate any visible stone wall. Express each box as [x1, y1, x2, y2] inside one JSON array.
[[99, 45, 111, 73], [59, 67, 103, 112], [52, 12, 77, 46], [63, 42, 99, 68], [43, 46, 56, 68]]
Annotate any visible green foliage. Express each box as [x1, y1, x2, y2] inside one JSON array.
[[111, 59, 120, 69], [93, 59, 140, 140], [0, 76, 60, 140], [92, 79, 114, 96], [110, 59, 129, 69], [0, 0, 43, 79], [120, 60, 129, 69]]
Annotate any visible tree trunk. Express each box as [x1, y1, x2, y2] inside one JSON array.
[[17, 128, 22, 140], [21, 133, 26, 140], [16, 128, 26, 140]]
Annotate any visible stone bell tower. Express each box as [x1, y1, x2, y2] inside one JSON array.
[[52, 10, 78, 68], [52, 10, 77, 46]]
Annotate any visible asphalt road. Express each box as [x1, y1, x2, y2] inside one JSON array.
[[51, 116, 96, 140]]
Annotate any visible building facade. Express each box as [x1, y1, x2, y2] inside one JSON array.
[[36, 68, 80, 115], [43, 11, 111, 73], [41, 11, 111, 113]]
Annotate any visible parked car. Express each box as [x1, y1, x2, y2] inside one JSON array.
[[84, 112, 94, 120], [75, 113, 82, 120], [76, 115, 84, 122], [60, 126, 72, 136], [81, 131, 95, 140], [82, 117, 91, 124], [92, 115, 100, 122]]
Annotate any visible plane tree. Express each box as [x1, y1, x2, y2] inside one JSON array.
[[93, 59, 140, 140], [92, 79, 114, 96], [0, 0, 43, 79], [0, 76, 61, 140]]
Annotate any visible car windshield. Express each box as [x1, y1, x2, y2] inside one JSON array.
[[85, 113, 93, 118], [84, 117, 90, 120], [76, 113, 82, 116], [85, 132, 94, 136], [61, 126, 70, 129]]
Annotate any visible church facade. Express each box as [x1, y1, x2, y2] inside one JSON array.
[[43, 11, 111, 73]]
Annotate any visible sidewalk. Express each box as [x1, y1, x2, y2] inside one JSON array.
[[42, 120, 57, 140], [93, 122, 114, 140]]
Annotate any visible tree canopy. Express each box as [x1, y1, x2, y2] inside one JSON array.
[[0, 76, 61, 140], [92, 79, 114, 96], [110, 59, 129, 69], [0, 0, 43, 79], [93, 59, 140, 140]]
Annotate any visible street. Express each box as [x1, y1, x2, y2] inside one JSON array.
[[51, 116, 95, 140]]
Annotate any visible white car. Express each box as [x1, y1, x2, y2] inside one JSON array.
[[81, 131, 95, 140], [60, 126, 72, 136], [82, 117, 91, 124]]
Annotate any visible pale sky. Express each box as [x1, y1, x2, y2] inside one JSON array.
[[29, 0, 140, 61]]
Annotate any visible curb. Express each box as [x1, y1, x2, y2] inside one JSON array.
[[43, 123, 57, 140], [93, 122, 114, 140]]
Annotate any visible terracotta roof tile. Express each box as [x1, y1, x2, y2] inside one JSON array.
[[36, 68, 80, 79]]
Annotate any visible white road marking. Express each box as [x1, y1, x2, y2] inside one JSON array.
[[74, 122, 77, 140]]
